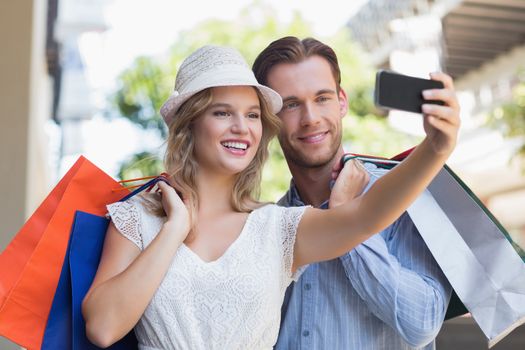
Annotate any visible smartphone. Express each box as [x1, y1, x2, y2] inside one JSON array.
[[374, 70, 444, 114]]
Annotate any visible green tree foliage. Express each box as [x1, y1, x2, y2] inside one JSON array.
[[115, 58, 170, 138], [112, 3, 416, 201], [488, 70, 525, 160], [117, 151, 165, 181]]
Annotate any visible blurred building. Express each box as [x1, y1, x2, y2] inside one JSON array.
[[349, 0, 525, 243], [53, 0, 108, 170], [0, 0, 106, 348], [1, 1, 53, 348], [1, 0, 54, 247], [348, 0, 525, 347]]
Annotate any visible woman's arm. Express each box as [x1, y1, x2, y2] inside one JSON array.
[[293, 72, 460, 269], [82, 182, 189, 347]]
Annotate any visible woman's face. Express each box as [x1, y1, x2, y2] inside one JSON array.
[[192, 86, 263, 176]]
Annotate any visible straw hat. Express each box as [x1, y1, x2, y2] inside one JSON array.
[[160, 45, 283, 124]]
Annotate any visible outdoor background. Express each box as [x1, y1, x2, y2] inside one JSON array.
[[1, 0, 525, 348]]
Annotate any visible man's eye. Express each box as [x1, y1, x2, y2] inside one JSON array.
[[317, 96, 330, 103], [213, 111, 230, 117], [283, 102, 299, 110]]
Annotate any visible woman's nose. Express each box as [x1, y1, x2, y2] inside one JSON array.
[[231, 114, 249, 134]]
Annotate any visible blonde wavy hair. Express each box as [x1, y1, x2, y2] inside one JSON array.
[[145, 87, 281, 228]]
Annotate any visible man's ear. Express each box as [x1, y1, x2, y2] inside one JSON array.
[[338, 88, 349, 118]]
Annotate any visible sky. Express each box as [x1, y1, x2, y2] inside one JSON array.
[[60, 0, 368, 177]]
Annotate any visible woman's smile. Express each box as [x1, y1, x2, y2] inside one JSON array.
[[221, 139, 251, 156]]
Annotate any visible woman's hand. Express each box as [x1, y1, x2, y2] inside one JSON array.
[[329, 158, 370, 209], [157, 181, 190, 236], [422, 72, 461, 155]]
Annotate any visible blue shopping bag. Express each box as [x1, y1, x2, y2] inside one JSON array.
[[42, 211, 137, 350], [42, 176, 169, 349]]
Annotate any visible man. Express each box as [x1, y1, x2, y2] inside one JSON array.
[[253, 36, 455, 349]]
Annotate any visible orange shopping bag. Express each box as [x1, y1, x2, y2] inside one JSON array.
[[0, 156, 126, 350]]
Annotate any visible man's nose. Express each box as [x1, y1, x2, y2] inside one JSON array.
[[300, 102, 321, 127]]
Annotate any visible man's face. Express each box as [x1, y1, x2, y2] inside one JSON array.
[[266, 56, 348, 169]]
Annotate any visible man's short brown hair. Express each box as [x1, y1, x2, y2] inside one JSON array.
[[253, 36, 341, 90]]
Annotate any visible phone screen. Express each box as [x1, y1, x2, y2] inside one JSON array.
[[374, 70, 444, 114]]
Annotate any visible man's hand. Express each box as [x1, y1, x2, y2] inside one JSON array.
[[329, 158, 370, 209], [422, 72, 461, 155]]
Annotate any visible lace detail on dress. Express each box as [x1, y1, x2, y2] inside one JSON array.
[[279, 206, 309, 282], [106, 198, 143, 250], [112, 203, 310, 349]]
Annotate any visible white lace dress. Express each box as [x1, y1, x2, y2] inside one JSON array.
[[106, 197, 308, 350]]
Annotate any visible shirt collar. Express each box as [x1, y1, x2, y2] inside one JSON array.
[[288, 179, 329, 209]]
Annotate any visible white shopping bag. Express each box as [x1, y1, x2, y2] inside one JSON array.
[[350, 152, 525, 348]]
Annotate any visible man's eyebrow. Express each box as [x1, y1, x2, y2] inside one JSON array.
[[282, 96, 299, 103], [282, 89, 337, 103], [317, 89, 337, 95]]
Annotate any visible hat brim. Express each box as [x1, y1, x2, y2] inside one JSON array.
[[160, 83, 283, 124]]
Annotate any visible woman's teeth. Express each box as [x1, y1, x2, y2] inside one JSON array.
[[221, 141, 248, 150]]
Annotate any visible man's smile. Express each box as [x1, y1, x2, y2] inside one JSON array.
[[298, 131, 329, 144]]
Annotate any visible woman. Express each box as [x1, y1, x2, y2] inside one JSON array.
[[82, 45, 460, 349]]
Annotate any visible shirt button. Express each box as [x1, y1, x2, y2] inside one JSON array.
[[304, 283, 311, 290], [303, 330, 310, 337]]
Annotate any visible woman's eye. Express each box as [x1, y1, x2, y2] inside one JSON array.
[[213, 111, 229, 117], [247, 113, 260, 119]]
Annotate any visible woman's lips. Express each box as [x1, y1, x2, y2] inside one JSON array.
[[221, 140, 249, 156]]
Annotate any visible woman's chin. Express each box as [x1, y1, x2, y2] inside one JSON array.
[[221, 162, 252, 175], [229, 165, 250, 175]]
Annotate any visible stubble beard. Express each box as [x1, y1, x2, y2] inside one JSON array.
[[279, 133, 342, 170]]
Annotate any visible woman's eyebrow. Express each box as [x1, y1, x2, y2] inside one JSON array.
[[209, 103, 232, 109], [209, 103, 260, 110]]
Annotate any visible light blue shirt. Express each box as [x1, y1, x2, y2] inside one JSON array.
[[275, 163, 452, 350]]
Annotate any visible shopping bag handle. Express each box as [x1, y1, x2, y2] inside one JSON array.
[[340, 153, 400, 168], [340, 147, 416, 167], [118, 176, 170, 202]]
